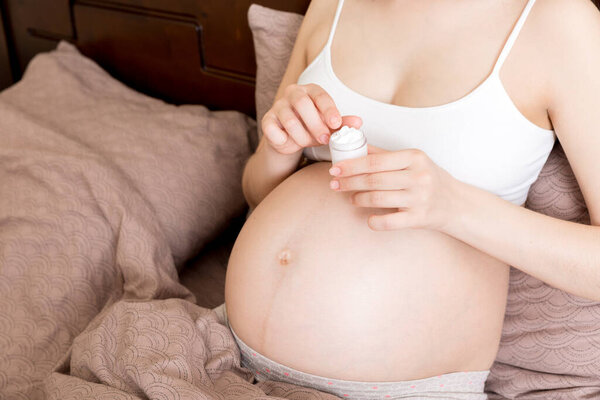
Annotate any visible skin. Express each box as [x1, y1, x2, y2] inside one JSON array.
[[329, 0, 600, 300], [226, 0, 600, 383]]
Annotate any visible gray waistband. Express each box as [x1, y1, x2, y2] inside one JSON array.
[[230, 325, 489, 400]]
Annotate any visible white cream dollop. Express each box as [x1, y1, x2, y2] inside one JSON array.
[[328, 126, 368, 164], [329, 126, 364, 146]]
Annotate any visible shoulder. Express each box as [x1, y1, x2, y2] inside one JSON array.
[[305, 0, 339, 22], [531, 0, 600, 72], [301, 0, 339, 63], [267, 0, 339, 101], [534, 0, 600, 24], [297, 0, 338, 36], [527, 0, 600, 108]]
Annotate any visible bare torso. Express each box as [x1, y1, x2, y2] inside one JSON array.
[[225, 0, 553, 382]]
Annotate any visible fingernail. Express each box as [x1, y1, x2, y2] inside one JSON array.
[[329, 167, 340, 176], [329, 180, 339, 190], [330, 115, 341, 126], [319, 134, 329, 144]]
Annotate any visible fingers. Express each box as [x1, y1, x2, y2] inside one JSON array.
[[367, 211, 415, 231], [304, 85, 363, 133], [350, 190, 412, 209], [288, 89, 331, 144], [262, 113, 288, 146], [276, 102, 313, 147], [262, 83, 364, 154], [305, 84, 342, 130], [331, 170, 413, 192], [332, 149, 425, 177], [261, 112, 302, 154], [341, 115, 363, 130]]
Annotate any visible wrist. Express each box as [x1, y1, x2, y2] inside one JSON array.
[[243, 141, 303, 205], [443, 179, 507, 240], [441, 179, 479, 237], [261, 141, 304, 171]]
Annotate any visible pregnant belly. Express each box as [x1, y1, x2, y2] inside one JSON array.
[[225, 162, 509, 382]]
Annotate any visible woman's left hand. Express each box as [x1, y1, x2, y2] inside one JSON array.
[[328, 144, 465, 231]]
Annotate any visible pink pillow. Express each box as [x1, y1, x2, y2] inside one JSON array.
[[248, 5, 600, 398], [248, 4, 303, 145], [2, 41, 255, 266], [486, 142, 599, 399]]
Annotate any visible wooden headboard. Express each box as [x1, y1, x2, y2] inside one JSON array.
[[2, 0, 599, 117], [0, 0, 311, 116]]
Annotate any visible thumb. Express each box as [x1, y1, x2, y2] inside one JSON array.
[[339, 115, 362, 130]]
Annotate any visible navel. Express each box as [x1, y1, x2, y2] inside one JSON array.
[[277, 248, 293, 266]]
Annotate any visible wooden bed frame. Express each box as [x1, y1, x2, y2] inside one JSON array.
[[2, 0, 600, 117], [0, 0, 311, 117]]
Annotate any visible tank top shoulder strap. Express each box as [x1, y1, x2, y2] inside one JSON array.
[[492, 0, 537, 74], [325, 0, 346, 49]]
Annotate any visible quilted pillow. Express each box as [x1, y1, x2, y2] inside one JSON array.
[[248, 4, 600, 398], [486, 142, 599, 400], [1, 40, 255, 267], [248, 4, 303, 144]]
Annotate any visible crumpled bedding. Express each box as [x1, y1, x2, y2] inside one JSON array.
[[0, 58, 335, 400], [45, 299, 337, 400]]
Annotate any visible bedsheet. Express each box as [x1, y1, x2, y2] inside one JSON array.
[[45, 299, 337, 399], [0, 88, 333, 400]]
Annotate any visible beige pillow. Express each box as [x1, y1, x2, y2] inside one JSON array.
[[248, 5, 600, 398], [2, 40, 255, 266], [248, 4, 303, 145]]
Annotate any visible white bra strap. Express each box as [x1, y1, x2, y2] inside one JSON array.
[[326, 0, 346, 48], [492, 0, 537, 74]]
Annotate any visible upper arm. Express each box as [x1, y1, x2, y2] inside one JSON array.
[[545, 0, 600, 225]]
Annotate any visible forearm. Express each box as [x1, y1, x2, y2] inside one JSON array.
[[242, 140, 302, 210], [442, 181, 600, 301]]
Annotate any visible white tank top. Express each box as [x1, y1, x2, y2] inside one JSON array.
[[299, 0, 556, 206]]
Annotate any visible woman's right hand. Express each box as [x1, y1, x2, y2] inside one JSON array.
[[261, 83, 363, 155]]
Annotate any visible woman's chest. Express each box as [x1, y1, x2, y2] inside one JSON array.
[[305, 0, 551, 128]]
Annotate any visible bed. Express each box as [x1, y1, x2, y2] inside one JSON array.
[[1, 1, 599, 399], [0, 0, 311, 309]]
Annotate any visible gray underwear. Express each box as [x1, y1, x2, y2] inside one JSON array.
[[220, 305, 489, 400]]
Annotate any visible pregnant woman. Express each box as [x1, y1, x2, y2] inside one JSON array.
[[225, 0, 600, 398]]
